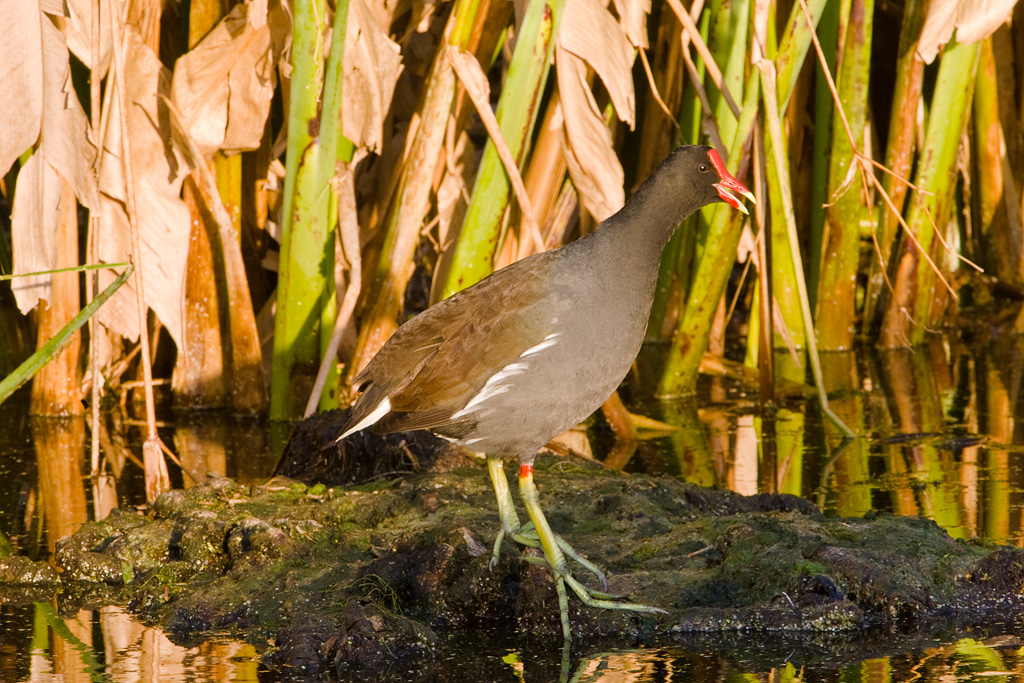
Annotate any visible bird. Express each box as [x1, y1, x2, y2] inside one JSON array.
[[337, 145, 754, 639]]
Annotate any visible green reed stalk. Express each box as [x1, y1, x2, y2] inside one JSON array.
[[879, 39, 981, 347], [0, 265, 133, 405], [815, 0, 872, 351], [270, 0, 333, 420], [439, 0, 567, 298]]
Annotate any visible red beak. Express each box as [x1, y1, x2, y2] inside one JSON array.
[[707, 148, 755, 215]]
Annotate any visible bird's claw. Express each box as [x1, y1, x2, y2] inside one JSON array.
[[492, 524, 609, 591], [562, 574, 665, 614]]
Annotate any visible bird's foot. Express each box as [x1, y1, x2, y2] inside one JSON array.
[[561, 572, 668, 614], [535, 541, 667, 641], [518, 463, 666, 640], [524, 542, 665, 610], [491, 521, 609, 590], [487, 456, 608, 588]]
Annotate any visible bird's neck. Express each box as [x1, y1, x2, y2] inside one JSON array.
[[591, 177, 702, 276]]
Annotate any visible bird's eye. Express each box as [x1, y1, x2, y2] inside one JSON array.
[[698, 163, 709, 173]]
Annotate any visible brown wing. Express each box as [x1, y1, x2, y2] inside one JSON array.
[[350, 251, 563, 434]]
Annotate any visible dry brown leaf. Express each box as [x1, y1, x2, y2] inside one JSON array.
[[612, 0, 650, 49], [917, 0, 1019, 63], [366, 0, 409, 34], [556, 47, 624, 222], [10, 155, 61, 309], [10, 19, 98, 312], [0, 0, 42, 176], [342, 0, 404, 154], [39, 19, 99, 211], [63, 0, 113, 79], [555, 0, 640, 220], [170, 0, 290, 157], [95, 28, 191, 347], [248, 0, 268, 29], [558, 0, 636, 128]]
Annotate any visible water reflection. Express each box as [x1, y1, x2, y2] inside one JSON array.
[[0, 602, 259, 682], [631, 339, 1024, 547], [564, 637, 1024, 683], [2, 338, 1024, 679], [4, 603, 1022, 683], [32, 417, 88, 554]]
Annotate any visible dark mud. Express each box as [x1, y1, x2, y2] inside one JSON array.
[[3, 414, 1023, 678]]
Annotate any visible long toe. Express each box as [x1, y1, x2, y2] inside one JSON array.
[[506, 523, 609, 589], [563, 574, 667, 614], [518, 464, 664, 639]]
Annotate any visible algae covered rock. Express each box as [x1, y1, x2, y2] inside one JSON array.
[[3, 462, 1024, 674]]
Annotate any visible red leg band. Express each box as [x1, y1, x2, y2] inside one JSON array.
[[519, 463, 533, 478]]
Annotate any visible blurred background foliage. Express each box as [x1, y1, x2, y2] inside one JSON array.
[[0, 0, 1022, 492]]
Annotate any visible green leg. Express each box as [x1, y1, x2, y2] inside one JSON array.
[[487, 457, 609, 587], [487, 456, 522, 569], [518, 463, 667, 640]]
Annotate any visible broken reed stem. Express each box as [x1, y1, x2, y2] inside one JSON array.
[[306, 171, 363, 416], [89, 0, 102, 482], [679, 38, 726, 154], [108, 0, 169, 500], [447, 47, 544, 253], [638, 48, 678, 127], [665, 0, 741, 118]]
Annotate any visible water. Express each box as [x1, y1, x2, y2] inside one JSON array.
[[1, 337, 1023, 681], [0, 604, 262, 682]]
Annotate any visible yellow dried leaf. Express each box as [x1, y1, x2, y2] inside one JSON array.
[[39, 20, 98, 211], [0, 0, 42, 175], [611, 0, 650, 49], [170, 1, 290, 157], [558, 0, 636, 128], [248, 0, 269, 29], [342, 0, 404, 153], [96, 28, 191, 347], [10, 19, 98, 313], [10, 156, 61, 312], [556, 47, 624, 222], [63, 0, 113, 79], [917, 0, 1018, 64]]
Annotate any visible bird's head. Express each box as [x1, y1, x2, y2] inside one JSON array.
[[650, 145, 755, 217]]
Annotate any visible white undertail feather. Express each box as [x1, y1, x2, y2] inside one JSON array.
[[337, 397, 392, 441]]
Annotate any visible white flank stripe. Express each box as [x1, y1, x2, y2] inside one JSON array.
[[451, 359, 532, 419], [519, 332, 560, 358], [454, 384, 512, 417], [489, 361, 529, 381], [337, 397, 391, 441]]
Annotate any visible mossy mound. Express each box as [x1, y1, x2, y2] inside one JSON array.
[[3, 431, 1022, 676]]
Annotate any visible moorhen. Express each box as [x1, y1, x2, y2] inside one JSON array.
[[338, 145, 754, 638]]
